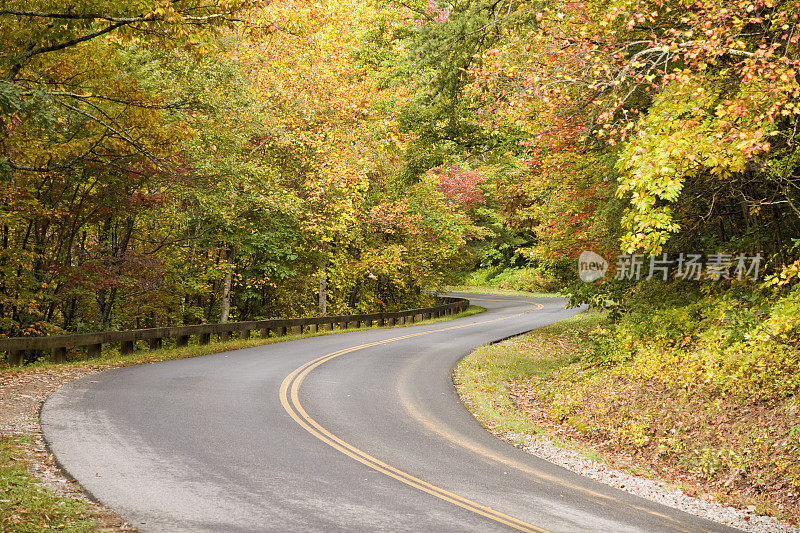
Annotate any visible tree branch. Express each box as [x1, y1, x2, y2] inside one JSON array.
[[8, 20, 129, 80], [0, 9, 235, 24], [46, 91, 198, 110], [5, 10, 239, 80]]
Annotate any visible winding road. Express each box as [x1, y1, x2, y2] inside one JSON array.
[[42, 294, 737, 532]]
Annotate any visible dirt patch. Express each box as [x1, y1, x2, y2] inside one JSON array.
[[0, 366, 137, 531]]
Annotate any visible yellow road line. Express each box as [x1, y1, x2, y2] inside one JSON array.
[[468, 298, 547, 303], [394, 372, 689, 529], [279, 305, 551, 533]]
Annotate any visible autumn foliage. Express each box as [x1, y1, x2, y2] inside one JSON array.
[[0, 0, 477, 346]]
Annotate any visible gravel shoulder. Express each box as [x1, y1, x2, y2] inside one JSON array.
[[497, 425, 796, 533]]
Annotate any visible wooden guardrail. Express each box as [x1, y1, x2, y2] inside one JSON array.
[[0, 296, 470, 366]]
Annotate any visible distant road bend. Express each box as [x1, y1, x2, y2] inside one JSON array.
[[42, 294, 737, 532]]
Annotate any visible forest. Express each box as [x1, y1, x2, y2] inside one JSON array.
[[1, 0, 798, 351]]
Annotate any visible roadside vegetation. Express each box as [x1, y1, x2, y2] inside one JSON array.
[[453, 265, 568, 294], [456, 298, 800, 525], [0, 436, 96, 532]]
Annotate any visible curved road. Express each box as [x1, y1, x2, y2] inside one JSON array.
[[42, 294, 736, 532]]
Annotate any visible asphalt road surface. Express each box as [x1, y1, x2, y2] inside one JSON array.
[[42, 294, 738, 532]]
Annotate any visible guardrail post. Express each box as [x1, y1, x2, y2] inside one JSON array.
[[8, 349, 24, 366], [0, 297, 469, 367], [51, 347, 67, 363], [87, 343, 102, 359]]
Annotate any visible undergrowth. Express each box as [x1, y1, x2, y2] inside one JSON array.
[[456, 283, 800, 525], [455, 265, 566, 293]]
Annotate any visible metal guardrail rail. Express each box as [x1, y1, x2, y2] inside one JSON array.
[[0, 297, 470, 366]]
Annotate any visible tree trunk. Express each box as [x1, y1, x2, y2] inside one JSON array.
[[220, 256, 233, 323], [95, 216, 134, 329], [318, 261, 327, 316]]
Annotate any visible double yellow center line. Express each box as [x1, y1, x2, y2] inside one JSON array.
[[279, 303, 550, 532]]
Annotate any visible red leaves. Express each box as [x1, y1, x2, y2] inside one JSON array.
[[415, 0, 450, 24], [427, 165, 488, 207]]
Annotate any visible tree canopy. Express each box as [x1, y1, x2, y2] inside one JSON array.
[[1, 0, 798, 352]]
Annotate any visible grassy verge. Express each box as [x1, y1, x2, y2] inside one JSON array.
[[454, 311, 602, 439], [0, 436, 96, 532], [444, 285, 561, 298], [450, 265, 569, 294], [1, 305, 486, 374], [454, 309, 800, 525]]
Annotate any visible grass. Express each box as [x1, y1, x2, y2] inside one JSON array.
[[0, 436, 96, 532], [1, 306, 486, 374], [453, 311, 602, 437], [454, 305, 800, 526], [444, 285, 561, 298], [450, 265, 567, 294]]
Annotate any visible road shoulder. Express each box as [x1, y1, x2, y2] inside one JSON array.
[[453, 312, 799, 533]]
